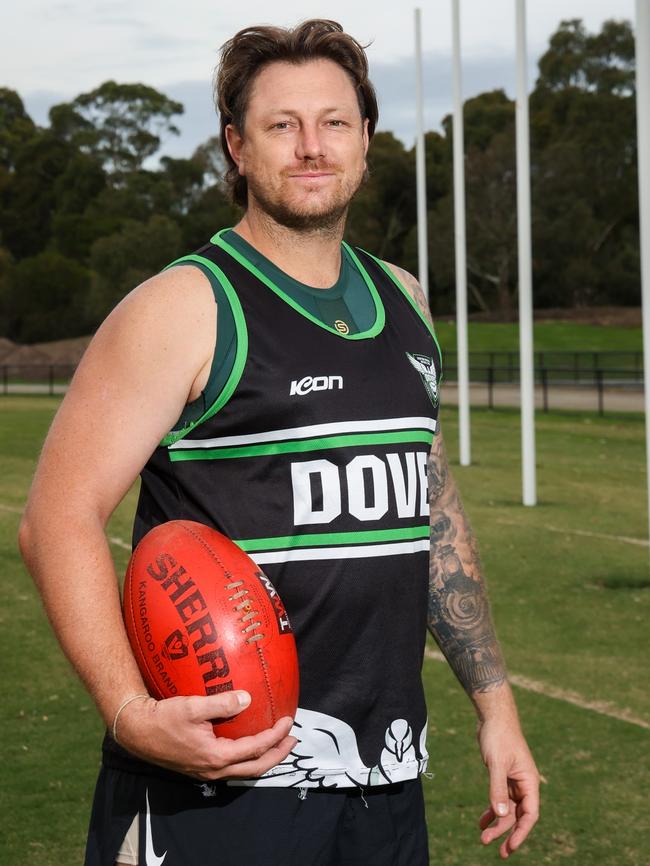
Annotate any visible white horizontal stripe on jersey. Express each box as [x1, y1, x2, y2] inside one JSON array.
[[250, 538, 430, 564], [169, 416, 437, 450]]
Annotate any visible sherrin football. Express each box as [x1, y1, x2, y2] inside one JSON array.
[[122, 520, 299, 738]]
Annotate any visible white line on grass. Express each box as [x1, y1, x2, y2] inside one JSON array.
[[424, 648, 650, 730], [495, 518, 649, 548], [0, 502, 23, 515], [108, 535, 131, 551]]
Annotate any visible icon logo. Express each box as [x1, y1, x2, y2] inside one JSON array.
[[145, 788, 167, 866], [334, 319, 350, 334], [406, 352, 439, 408], [290, 375, 343, 396], [161, 629, 188, 661]]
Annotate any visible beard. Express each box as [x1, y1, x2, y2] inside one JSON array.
[[245, 162, 368, 233]]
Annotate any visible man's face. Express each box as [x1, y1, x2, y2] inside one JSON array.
[[227, 58, 370, 231]]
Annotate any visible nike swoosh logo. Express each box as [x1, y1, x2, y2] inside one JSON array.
[[145, 788, 167, 866]]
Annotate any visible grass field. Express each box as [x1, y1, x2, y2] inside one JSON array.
[[1, 396, 648, 865], [433, 321, 642, 354]]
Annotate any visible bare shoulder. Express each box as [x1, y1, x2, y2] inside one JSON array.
[[84, 264, 216, 397], [100, 264, 215, 347], [62, 263, 217, 451], [382, 261, 434, 328], [25, 264, 219, 519]]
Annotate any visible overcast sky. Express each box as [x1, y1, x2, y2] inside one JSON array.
[[3, 0, 635, 156]]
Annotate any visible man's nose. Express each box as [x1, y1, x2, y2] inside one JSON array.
[[295, 122, 325, 161]]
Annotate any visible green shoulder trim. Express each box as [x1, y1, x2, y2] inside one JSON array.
[[159, 254, 248, 447], [211, 229, 385, 340], [362, 250, 443, 366]]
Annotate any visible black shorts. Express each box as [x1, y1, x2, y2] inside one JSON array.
[[84, 765, 429, 866]]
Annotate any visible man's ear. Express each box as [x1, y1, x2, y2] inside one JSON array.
[[225, 124, 245, 175]]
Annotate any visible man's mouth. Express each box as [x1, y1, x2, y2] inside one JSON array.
[[288, 171, 335, 178]]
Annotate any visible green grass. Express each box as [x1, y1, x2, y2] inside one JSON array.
[[1, 397, 648, 865], [434, 321, 642, 355]]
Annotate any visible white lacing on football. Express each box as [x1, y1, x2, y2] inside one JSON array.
[[226, 581, 264, 643]]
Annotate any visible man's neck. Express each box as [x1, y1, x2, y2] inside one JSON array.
[[232, 208, 346, 289]]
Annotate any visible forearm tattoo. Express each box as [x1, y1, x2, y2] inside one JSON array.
[[427, 418, 507, 696], [387, 262, 507, 695]]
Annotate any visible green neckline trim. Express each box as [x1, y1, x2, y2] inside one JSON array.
[[235, 524, 430, 552], [364, 251, 443, 366], [211, 228, 385, 340], [159, 255, 248, 447], [223, 229, 347, 300], [169, 429, 434, 461]]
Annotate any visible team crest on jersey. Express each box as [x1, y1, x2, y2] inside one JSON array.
[[406, 352, 439, 408]]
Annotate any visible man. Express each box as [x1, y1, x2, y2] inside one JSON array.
[[19, 19, 539, 866]]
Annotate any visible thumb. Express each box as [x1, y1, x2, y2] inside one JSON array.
[[198, 690, 251, 721], [488, 763, 510, 818]]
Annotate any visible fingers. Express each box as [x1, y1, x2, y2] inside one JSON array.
[[122, 693, 296, 780], [488, 762, 511, 825], [480, 805, 516, 847], [503, 784, 540, 855], [196, 732, 297, 781], [185, 690, 252, 722], [480, 776, 540, 859], [211, 716, 296, 766]]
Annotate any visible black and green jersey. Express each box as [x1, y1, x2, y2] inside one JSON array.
[[105, 230, 443, 789], [169, 228, 376, 435]]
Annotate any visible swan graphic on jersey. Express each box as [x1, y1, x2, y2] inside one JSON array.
[[406, 352, 439, 409], [233, 708, 429, 788]]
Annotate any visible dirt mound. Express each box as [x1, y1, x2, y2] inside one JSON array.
[[0, 337, 15, 363], [1, 336, 92, 366]]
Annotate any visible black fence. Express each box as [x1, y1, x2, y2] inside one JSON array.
[[1, 364, 77, 395], [442, 350, 644, 385], [1, 352, 644, 415]]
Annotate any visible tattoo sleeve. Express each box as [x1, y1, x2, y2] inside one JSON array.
[[427, 434, 507, 696], [386, 261, 508, 697]]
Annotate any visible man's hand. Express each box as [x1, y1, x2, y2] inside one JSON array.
[[115, 690, 297, 780], [477, 715, 540, 859]]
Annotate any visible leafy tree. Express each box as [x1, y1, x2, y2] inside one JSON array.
[[536, 18, 635, 95], [346, 132, 416, 263], [191, 137, 229, 189], [179, 185, 239, 251], [0, 131, 75, 259], [4, 250, 91, 341], [443, 89, 514, 152], [0, 88, 36, 173], [50, 152, 107, 261], [87, 214, 183, 324], [50, 81, 183, 175], [0, 245, 14, 336], [532, 19, 638, 307]]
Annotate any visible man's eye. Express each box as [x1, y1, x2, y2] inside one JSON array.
[[273, 122, 290, 129]]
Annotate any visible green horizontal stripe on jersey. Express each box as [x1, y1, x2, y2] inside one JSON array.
[[234, 525, 430, 552], [168, 429, 434, 461]]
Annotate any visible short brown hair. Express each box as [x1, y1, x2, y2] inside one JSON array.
[[214, 19, 379, 208]]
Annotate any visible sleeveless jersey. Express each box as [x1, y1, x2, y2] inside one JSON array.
[[105, 231, 443, 789]]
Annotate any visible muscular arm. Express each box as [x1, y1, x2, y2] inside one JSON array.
[[18, 266, 295, 779], [386, 262, 539, 859]]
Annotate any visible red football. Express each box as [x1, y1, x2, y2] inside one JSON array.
[[122, 520, 299, 738]]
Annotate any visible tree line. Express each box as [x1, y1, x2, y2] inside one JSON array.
[[0, 18, 640, 343]]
